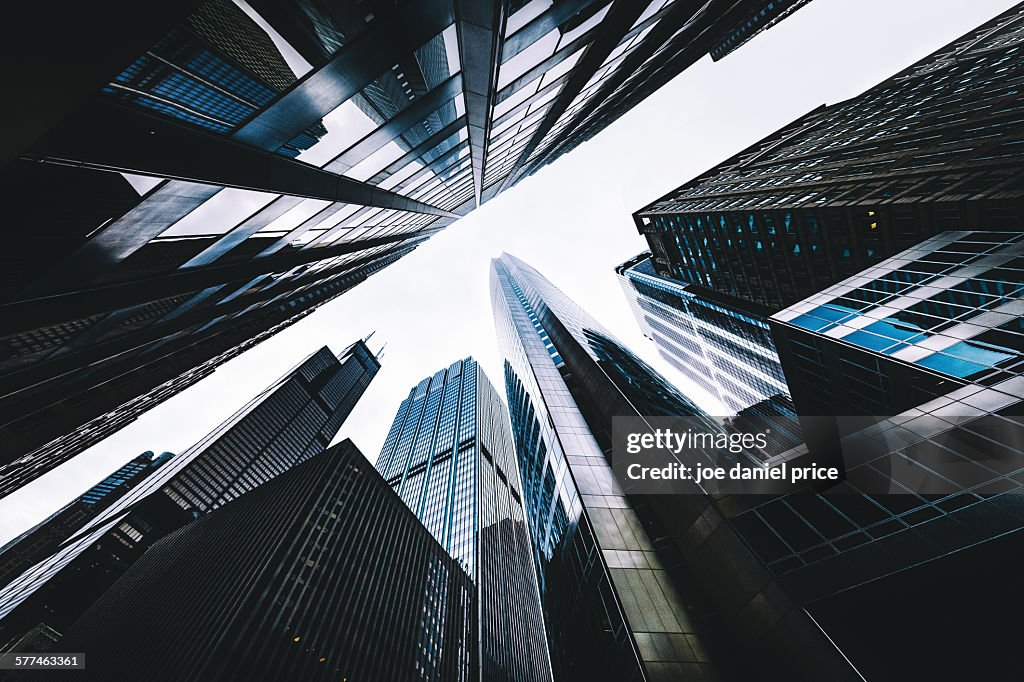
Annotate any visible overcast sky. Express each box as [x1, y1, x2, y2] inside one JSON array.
[[1, 0, 1015, 546]]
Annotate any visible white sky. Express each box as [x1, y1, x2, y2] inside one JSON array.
[[1, 0, 1015, 545]]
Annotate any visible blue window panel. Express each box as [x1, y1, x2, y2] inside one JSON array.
[[843, 330, 902, 353], [858, 320, 929, 353], [916, 341, 1014, 378], [789, 303, 857, 332]]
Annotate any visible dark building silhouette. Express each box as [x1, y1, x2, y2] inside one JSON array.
[[0, 0, 814, 497], [0, 451, 173, 592], [708, 0, 813, 61], [635, 4, 1024, 312], [490, 253, 859, 681], [614, 10, 1024, 672], [378, 357, 551, 681], [0, 249, 407, 498], [45, 441, 477, 682], [0, 341, 378, 651], [742, 231, 1024, 681]]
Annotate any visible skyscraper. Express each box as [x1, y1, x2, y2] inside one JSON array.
[[377, 357, 552, 681], [635, 3, 1024, 312], [0, 451, 173, 592], [490, 253, 858, 681], [694, 230, 1024, 601], [723, 231, 1024, 681], [616, 252, 791, 413], [0, 200, 415, 498], [49, 441, 478, 682], [771, 231, 1023, 421], [616, 252, 805, 460], [0, 0, 815, 497], [101, 0, 327, 156], [0, 340, 378, 650]]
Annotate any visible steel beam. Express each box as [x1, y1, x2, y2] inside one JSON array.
[[455, 0, 505, 206]]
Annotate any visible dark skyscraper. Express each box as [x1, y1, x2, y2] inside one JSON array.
[[0, 341, 378, 650], [490, 253, 858, 681], [0, 316, 282, 499], [0, 0, 814, 499], [736, 231, 1024, 681], [49, 441, 478, 682], [772, 230, 1023, 420], [0, 451, 173, 592], [702, 229, 1024, 591], [635, 4, 1024, 312], [377, 357, 552, 681]]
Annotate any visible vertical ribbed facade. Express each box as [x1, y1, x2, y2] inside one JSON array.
[[0, 341, 378, 649], [378, 358, 552, 682], [50, 441, 476, 682]]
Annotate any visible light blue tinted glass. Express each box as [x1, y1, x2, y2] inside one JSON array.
[[843, 330, 900, 353], [916, 341, 1014, 378], [790, 303, 857, 332]]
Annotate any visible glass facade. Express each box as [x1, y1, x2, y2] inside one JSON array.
[[617, 252, 791, 412], [0, 451, 172, 594], [490, 253, 860, 681], [101, 0, 326, 156], [378, 358, 552, 682], [708, 0, 814, 61], [0, 341, 378, 651], [0, 244, 411, 498], [78, 452, 174, 506], [616, 252, 804, 461], [1, 0, 813, 501], [774, 231, 1023, 409], [681, 231, 1024, 679], [636, 4, 1024, 311], [52, 441, 478, 682]]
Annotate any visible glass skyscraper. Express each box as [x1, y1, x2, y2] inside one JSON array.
[[635, 3, 1024, 312], [490, 253, 859, 681], [0, 340, 378, 651], [0, 451, 173, 593], [616, 252, 792, 413], [377, 357, 552, 682], [704, 217, 1024, 594], [51, 441, 478, 682], [0, 0, 816, 501], [101, 0, 327, 155], [715, 231, 1024, 680], [616, 252, 804, 461]]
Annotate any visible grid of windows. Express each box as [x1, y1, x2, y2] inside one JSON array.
[[618, 253, 793, 414], [53, 442, 477, 682], [491, 254, 735, 681], [637, 4, 1024, 311], [377, 358, 552, 681], [0, 343, 377, 637], [718, 231, 1024, 600], [4, 0, 815, 502]]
